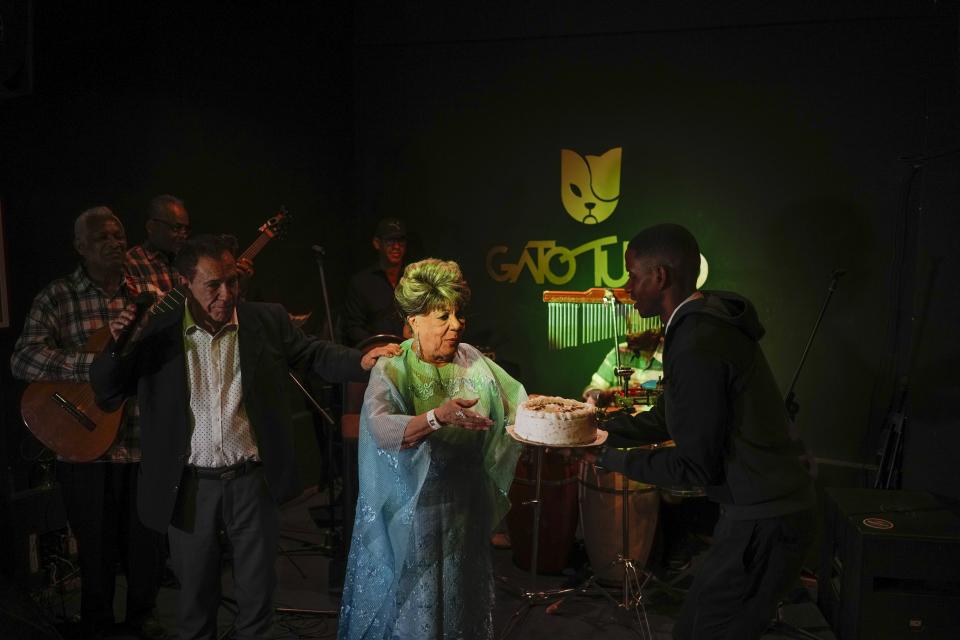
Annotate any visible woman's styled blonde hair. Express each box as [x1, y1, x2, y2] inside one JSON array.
[[394, 258, 471, 317]]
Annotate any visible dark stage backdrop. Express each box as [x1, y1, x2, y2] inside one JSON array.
[[0, 1, 357, 494], [351, 2, 960, 498], [0, 1, 958, 503]]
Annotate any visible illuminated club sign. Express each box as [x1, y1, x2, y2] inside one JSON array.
[[486, 236, 631, 286], [561, 148, 622, 225], [486, 238, 709, 288], [487, 146, 707, 288]]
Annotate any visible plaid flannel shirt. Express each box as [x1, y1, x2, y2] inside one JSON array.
[[10, 265, 141, 462], [125, 244, 178, 296]]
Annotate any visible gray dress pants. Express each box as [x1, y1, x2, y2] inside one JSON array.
[[168, 464, 279, 640]]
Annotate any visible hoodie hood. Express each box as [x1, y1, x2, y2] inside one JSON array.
[[670, 290, 765, 341]]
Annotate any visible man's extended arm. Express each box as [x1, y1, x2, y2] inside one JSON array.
[[599, 349, 728, 488], [601, 398, 670, 447]]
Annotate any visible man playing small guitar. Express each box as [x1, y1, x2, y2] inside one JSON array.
[[126, 193, 255, 298]]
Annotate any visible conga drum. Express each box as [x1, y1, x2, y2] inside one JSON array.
[[505, 446, 580, 574], [579, 453, 660, 585]]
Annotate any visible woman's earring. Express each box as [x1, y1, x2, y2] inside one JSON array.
[[413, 332, 422, 358]]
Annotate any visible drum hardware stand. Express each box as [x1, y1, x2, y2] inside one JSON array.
[[551, 460, 654, 639], [497, 443, 576, 640], [604, 287, 642, 411], [545, 293, 653, 637]]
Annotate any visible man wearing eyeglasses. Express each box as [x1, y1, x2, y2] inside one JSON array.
[[127, 194, 253, 297], [342, 217, 411, 346], [126, 194, 192, 295]]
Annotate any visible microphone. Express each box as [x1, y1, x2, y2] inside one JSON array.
[[311, 244, 325, 256], [112, 292, 155, 357], [831, 269, 847, 279]]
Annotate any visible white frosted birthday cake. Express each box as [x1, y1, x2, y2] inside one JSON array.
[[514, 396, 598, 446]]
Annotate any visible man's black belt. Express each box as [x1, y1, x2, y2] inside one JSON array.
[[188, 459, 261, 480]]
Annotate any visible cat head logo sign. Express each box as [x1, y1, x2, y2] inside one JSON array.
[[561, 147, 622, 224]]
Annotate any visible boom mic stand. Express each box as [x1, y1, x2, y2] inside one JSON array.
[[258, 244, 346, 622], [306, 245, 343, 543], [769, 269, 846, 640], [783, 269, 845, 423], [311, 245, 337, 343], [872, 150, 958, 489]]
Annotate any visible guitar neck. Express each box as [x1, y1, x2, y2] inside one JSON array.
[[239, 231, 273, 262], [150, 231, 275, 313], [139, 212, 285, 318], [149, 288, 187, 317]]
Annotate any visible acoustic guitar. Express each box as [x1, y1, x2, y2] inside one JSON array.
[[20, 209, 290, 462]]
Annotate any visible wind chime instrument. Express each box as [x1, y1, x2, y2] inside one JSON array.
[[542, 288, 661, 350]]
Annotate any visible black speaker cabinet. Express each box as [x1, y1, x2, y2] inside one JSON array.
[[819, 488, 960, 639], [0, 483, 68, 585]]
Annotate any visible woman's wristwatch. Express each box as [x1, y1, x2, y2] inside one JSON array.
[[426, 409, 443, 431]]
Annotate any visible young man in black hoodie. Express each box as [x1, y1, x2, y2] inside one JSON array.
[[588, 223, 815, 639]]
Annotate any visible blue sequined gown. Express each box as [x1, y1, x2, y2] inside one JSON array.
[[338, 341, 524, 640]]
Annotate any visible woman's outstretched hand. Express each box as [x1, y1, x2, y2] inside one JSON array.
[[436, 397, 493, 430]]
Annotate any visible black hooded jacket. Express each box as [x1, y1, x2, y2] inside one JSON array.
[[599, 291, 815, 519]]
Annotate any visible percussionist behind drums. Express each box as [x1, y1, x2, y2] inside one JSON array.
[[582, 327, 664, 409]]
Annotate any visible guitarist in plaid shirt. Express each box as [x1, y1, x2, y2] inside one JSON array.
[[125, 194, 190, 296], [11, 206, 165, 640], [125, 194, 254, 298]]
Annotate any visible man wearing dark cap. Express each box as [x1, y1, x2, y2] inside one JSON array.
[[341, 218, 409, 346]]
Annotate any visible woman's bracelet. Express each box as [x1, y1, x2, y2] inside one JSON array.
[[426, 409, 443, 431]]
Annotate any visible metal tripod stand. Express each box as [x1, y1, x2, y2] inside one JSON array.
[[569, 461, 655, 639], [497, 442, 576, 639]]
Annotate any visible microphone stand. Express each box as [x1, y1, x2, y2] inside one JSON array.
[[306, 245, 343, 548], [264, 245, 347, 619], [784, 269, 845, 422], [766, 270, 846, 640], [870, 150, 958, 489], [312, 245, 337, 343]]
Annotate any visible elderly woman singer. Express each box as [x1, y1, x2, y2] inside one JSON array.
[[338, 258, 524, 640]]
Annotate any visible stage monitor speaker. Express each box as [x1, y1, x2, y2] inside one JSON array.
[[0, 483, 68, 585], [818, 488, 960, 639]]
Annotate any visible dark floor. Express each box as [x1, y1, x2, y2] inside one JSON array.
[[30, 488, 836, 640]]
